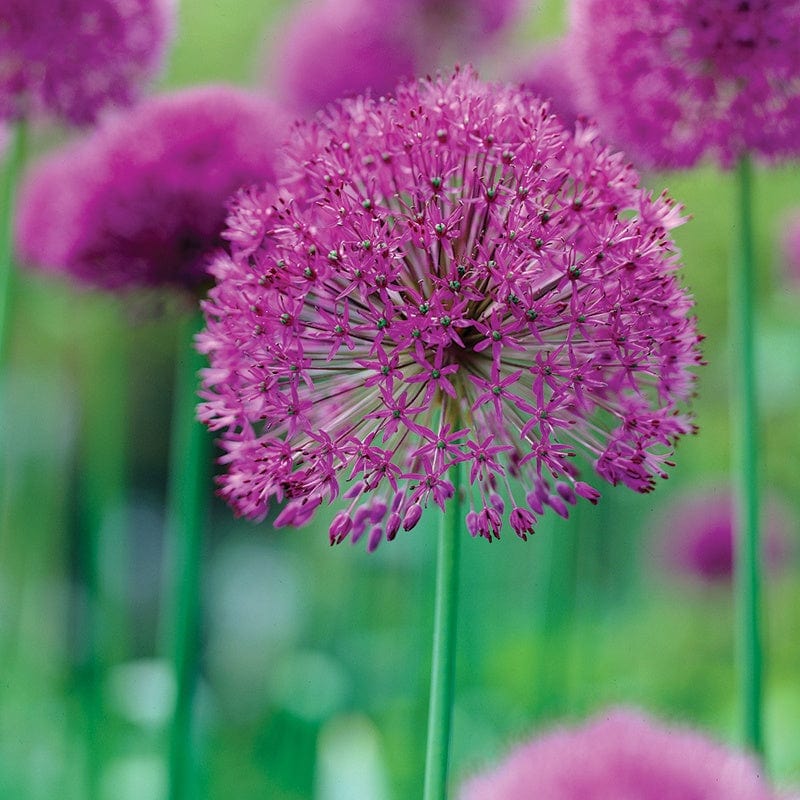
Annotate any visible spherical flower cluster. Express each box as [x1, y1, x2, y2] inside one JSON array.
[[268, 0, 521, 114], [16, 85, 287, 293], [459, 708, 778, 800], [0, 0, 176, 126], [519, 41, 582, 129], [654, 487, 794, 583], [198, 68, 701, 550], [781, 211, 800, 290], [268, 0, 417, 116], [570, 0, 800, 168]]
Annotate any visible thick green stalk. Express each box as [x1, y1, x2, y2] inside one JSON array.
[[80, 310, 130, 800], [423, 463, 462, 800], [731, 154, 763, 755], [164, 312, 210, 800], [0, 121, 27, 362]]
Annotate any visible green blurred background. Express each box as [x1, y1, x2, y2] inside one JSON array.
[[1, 0, 799, 798]]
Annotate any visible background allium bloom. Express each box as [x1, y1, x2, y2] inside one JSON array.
[[268, 0, 520, 114], [570, 0, 800, 168], [16, 85, 286, 292], [459, 708, 777, 800], [269, 0, 417, 115], [781, 211, 800, 289], [199, 68, 701, 549], [656, 488, 794, 582], [518, 41, 583, 129], [0, 0, 175, 125]]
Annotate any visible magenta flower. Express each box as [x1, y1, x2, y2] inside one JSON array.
[[0, 0, 175, 126], [518, 41, 583, 129], [267, 0, 520, 114], [15, 85, 287, 293], [198, 68, 701, 549], [268, 0, 418, 115], [781, 211, 800, 290], [655, 487, 794, 583], [459, 707, 778, 800], [570, 0, 800, 169]]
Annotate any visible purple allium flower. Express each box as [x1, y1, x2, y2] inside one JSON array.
[[268, 0, 521, 115], [0, 0, 176, 126], [15, 85, 287, 293], [518, 41, 583, 129], [268, 0, 418, 116], [656, 487, 794, 583], [780, 211, 800, 290], [570, 0, 800, 169], [459, 707, 777, 800], [198, 68, 701, 549]]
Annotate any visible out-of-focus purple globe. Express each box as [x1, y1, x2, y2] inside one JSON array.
[[460, 707, 778, 800], [16, 85, 288, 293]]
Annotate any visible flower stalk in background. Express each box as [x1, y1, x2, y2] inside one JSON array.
[[16, 83, 287, 800], [199, 67, 702, 797], [570, 0, 800, 755], [459, 707, 780, 800]]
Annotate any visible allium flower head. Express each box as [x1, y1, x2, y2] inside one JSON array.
[[570, 0, 800, 168], [269, 0, 417, 115], [16, 85, 287, 293], [656, 487, 794, 583], [459, 707, 777, 800], [519, 41, 583, 129], [0, 0, 176, 125], [199, 68, 701, 550], [268, 0, 521, 115]]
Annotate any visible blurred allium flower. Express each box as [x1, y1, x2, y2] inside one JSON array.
[[269, 0, 417, 116], [0, 0, 176, 125], [656, 488, 794, 583], [459, 707, 778, 800], [268, 0, 520, 114], [781, 212, 800, 289], [16, 85, 287, 293], [570, 0, 800, 168], [198, 68, 701, 550], [519, 41, 582, 129]]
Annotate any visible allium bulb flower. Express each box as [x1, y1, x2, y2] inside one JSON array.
[[269, 0, 417, 116], [570, 0, 800, 169], [16, 85, 287, 293], [519, 41, 583, 129], [781, 211, 800, 290], [268, 0, 521, 115], [0, 0, 176, 125], [198, 68, 701, 550], [655, 487, 794, 583], [459, 707, 778, 800]]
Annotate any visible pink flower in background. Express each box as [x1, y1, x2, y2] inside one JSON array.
[[198, 68, 701, 549], [267, 0, 521, 114], [268, 0, 417, 116], [570, 0, 800, 168], [0, 0, 176, 125], [16, 85, 287, 292], [781, 212, 800, 290], [518, 40, 583, 129], [459, 708, 777, 800], [656, 488, 794, 583]]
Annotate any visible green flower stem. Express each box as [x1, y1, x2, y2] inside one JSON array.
[[732, 153, 763, 755], [164, 311, 210, 800], [0, 121, 27, 362], [423, 462, 462, 800], [80, 311, 129, 800]]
